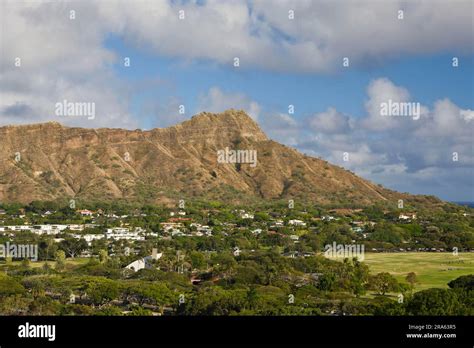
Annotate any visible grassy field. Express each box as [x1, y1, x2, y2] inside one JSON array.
[[362, 252, 474, 291], [3, 253, 474, 292], [1, 257, 89, 269]]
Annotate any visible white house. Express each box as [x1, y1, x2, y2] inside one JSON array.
[[2, 225, 32, 232], [322, 216, 335, 221], [68, 224, 85, 231], [288, 219, 306, 227], [125, 248, 163, 272], [161, 222, 185, 235], [237, 210, 254, 219], [399, 213, 417, 220], [105, 227, 145, 241], [197, 225, 212, 235], [273, 220, 284, 227], [71, 233, 105, 245], [31, 225, 69, 235], [171, 230, 186, 237]]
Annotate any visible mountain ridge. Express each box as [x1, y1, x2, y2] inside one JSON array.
[[0, 109, 442, 207]]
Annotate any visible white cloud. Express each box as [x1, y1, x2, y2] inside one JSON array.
[[97, 0, 474, 74], [308, 107, 351, 133], [262, 77, 474, 199], [362, 78, 411, 130], [460, 109, 474, 122], [0, 1, 134, 128], [416, 99, 474, 138], [251, 0, 473, 72], [260, 112, 300, 146], [5, 0, 469, 75], [1, 0, 472, 129], [197, 87, 261, 121]]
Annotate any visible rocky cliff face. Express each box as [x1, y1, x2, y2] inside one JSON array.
[[0, 109, 439, 206]]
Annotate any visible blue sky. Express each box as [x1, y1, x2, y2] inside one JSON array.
[[1, 0, 473, 201], [106, 34, 473, 128]]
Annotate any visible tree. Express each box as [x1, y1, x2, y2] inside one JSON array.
[[369, 224, 402, 244], [189, 251, 206, 270], [121, 282, 174, 306], [38, 239, 57, 261], [87, 279, 119, 306], [0, 295, 30, 315], [448, 275, 474, 291], [373, 297, 406, 315], [351, 259, 370, 296], [59, 238, 87, 258], [369, 272, 399, 295], [406, 288, 463, 315], [55, 250, 66, 271], [246, 287, 259, 309], [0, 275, 25, 296], [127, 306, 153, 316], [42, 262, 52, 273], [317, 273, 336, 291], [254, 212, 270, 222], [211, 252, 237, 278], [21, 258, 31, 269], [99, 249, 108, 264], [28, 296, 61, 315], [179, 287, 246, 315], [233, 263, 265, 285], [405, 272, 417, 289]]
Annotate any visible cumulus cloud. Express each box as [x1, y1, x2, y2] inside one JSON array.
[[308, 107, 352, 133], [260, 112, 300, 146], [98, 0, 474, 74], [258, 77, 473, 199], [416, 99, 474, 138], [1, 0, 472, 128], [460, 109, 474, 122], [251, 0, 473, 72], [0, 1, 135, 128], [360, 78, 429, 131], [197, 87, 261, 121], [100, 0, 472, 73]]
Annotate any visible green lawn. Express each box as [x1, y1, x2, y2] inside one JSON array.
[[362, 252, 474, 291], [1, 257, 90, 269]]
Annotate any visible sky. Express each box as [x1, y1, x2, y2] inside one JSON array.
[[0, 0, 473, 201]]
